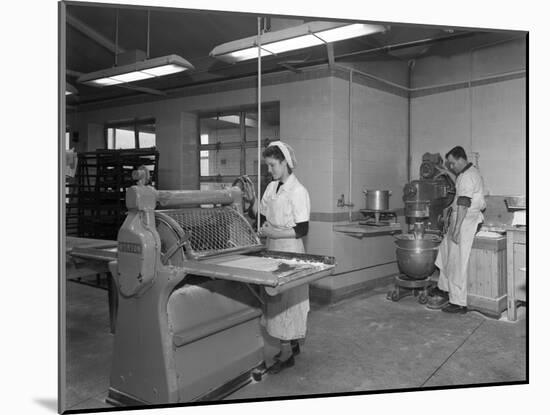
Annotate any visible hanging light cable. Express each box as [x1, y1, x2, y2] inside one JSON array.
[[147, 10, 150, 59], [115, 9, 119, 66], [78, 8, 194, 87], [256, 17, 262, 233]]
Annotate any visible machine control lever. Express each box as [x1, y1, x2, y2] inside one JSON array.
[[161, 236, 190, 265]]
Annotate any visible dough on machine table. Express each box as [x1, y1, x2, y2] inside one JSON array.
[[217, 256, 329, 278]]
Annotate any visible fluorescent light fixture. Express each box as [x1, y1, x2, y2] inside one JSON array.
[[224, 47, 273, 62], [315, 23, 383, 43], [65, 82, 78, 95], [77, 54, 194, 87], [210, 21, 386, 63], [111, 71, 155, 83], [141, 64, 188, 77], [88, 78, 123, 86], [262, 34, 324, 54]]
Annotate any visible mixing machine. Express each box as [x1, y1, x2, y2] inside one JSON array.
[[403, 152, 455, 233], [387, 153, 455, 303], [71, 169, 336, 405]]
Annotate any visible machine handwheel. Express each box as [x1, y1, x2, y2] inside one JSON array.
[[418, 293, 428, 304]]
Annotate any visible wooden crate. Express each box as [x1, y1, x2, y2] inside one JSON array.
[[467, 235, 507, 317]]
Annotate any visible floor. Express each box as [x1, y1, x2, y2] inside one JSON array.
[[63, 279, 526, 411]]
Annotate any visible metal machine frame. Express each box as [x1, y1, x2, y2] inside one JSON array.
[[387, 152, 454, 304], [71, 175, 335, 406]]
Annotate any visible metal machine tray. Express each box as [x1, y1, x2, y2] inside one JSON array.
[[184, 250, 336, 295], [69, 246, 336, 296]]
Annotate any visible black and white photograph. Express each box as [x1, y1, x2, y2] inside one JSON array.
[[4, 0, 543, 414], [55, 0, 532, 412]]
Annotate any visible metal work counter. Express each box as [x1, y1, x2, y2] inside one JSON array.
[[66, 236, 118, 332], [66, 236, 117, 251], [504, 226, 527, 321], [333, 222, 402, 238]]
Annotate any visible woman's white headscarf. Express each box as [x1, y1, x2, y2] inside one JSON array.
[[267, 141, 297, 169]]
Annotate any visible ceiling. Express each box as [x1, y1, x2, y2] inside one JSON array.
[[65, 3, 521, 107]]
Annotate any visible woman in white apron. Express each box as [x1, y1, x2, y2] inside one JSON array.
[[244, 141, 311, 373]]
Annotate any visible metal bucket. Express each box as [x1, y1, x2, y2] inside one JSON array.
[[394, 234, 441, 280], [363, 189, 391, 211]]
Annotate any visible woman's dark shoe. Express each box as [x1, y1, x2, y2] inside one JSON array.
[[268, 355, 295, 374], [291, 341, 301, 356], [275, 341, 300, 359]]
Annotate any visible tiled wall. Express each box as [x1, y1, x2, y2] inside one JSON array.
[[336, 59, 409, 88], [330, 73, 409, 214], [470, 79, 526, 195], [411, 35, 526, 89], [410, 36, 526, 196], [410, 78, 526, 196], [312, 72, 407, 292], [276, 77, 335, 214], [350, 78, 408, 212]]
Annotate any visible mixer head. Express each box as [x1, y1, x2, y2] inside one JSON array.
[[402, 150, 455, 233], [405, 200, 430, 219], [419, 152, 444, 180]]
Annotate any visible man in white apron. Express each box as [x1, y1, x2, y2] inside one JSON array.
[[428, 146, 486, 314], [243, 141, 311, 373]]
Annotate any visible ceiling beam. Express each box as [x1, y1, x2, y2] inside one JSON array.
[[277, 62, 301, 73], [66, 13, 126, 55], [334, 31, 479, 61], [115, 84, 167, 96]]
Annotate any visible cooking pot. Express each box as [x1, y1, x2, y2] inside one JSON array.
[[363, 189, 392, 211]]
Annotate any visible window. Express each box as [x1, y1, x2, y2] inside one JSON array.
[[65, 128, 71, 204], [198, 103, 279, 190], [105, 118, 156, 149]]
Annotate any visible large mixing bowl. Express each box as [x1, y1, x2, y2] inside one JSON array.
[[394, 234, 441, 280]]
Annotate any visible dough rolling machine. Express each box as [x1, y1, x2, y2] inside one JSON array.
[[69, 170, 335, 406]]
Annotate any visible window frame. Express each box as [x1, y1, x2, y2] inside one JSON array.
[[197, 102, 279, 187], [65, 126, 71, 151], [104, 117, 156, 150]]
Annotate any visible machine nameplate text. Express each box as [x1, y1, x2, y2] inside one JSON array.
[[118, 242, 143, 254]]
